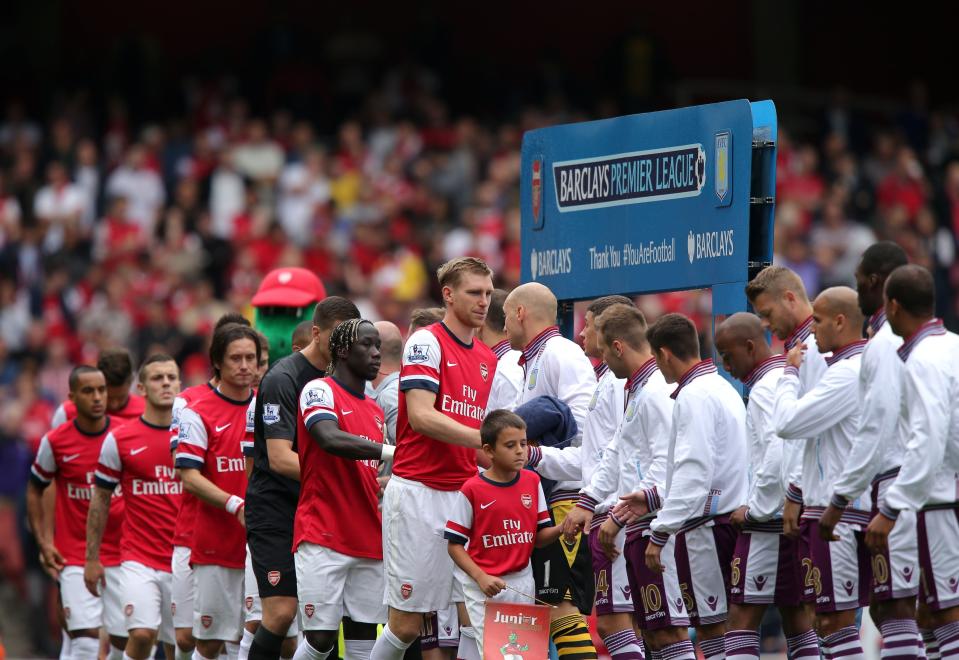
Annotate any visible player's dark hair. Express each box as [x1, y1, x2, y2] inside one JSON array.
[[485, 289, 510, 332], [860, 241, 908, 280], [409, 307, 445, 332], [291, 320, 313, 350], [213, 312, 251, 333], [645, 313, 700, 361], [595, 304, 648, 350], [885, 264, 935, 317], [209, 324, 262, 379], [587, 295, 634, 318], [69, 365, 102, 391], [480, 409, 527, 447], [138, 353, 178, 383], [97, 348, 135, 387], [312, 296, 361, 331], [328, 318, 375, 373]]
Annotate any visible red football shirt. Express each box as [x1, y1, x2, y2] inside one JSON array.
[[444, 470, 550, 576], [55, 394, 146, 427], [169, 383, 213, 549], [96, 417, 182, 571], [174, 388, 254, 569], [295, 377, 385, 559], [31, 419, 124, 567], [393, 323, 497, 490]]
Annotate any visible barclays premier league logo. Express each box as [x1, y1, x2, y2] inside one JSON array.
[[305, 388, 329, 408], [263, 403, 280, 425], [408, 344, 430, 363], [530, 249, 538, 281]]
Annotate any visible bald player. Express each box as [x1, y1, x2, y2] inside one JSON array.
[[370, 321, 404, 446], [746, 266, 828, 538], [715, 314, 818, 660], [504, 282, 598, 660], [865, 265, 959, 660], [819, 244, 924, 660], [772, 287, 870, 660]]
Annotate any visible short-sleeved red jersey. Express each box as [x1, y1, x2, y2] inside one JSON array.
[[174, 388, 253, 569], [393, 323, 497, 490], [31, 419, 124, 566], [295, 377, 385, 559], [96, 417, 182, 571], [169, 382, 213, 549], [444, 470, 550, 575]]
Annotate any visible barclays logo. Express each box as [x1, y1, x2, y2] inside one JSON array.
[[687, 229, 734, 264]]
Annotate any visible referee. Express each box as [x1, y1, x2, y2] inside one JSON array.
[[247, 296, 360, 660]]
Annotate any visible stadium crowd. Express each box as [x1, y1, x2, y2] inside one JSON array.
[[1, 75, 959, 659]]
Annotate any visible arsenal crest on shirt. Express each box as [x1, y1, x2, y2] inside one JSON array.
[[267, 570, 281, 586], [480, 362, 489, 382], [521, 493, 532, 509]]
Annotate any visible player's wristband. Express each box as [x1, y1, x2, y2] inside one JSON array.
[[225, 495, 245, 515], [609, 511, 625, 528], [380, 444, 396, 461]]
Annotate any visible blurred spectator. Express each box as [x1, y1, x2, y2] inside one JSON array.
[[105, 144, 166, 235], [810, 197, 876, 287], [33, 161, 86, 254], [73, 139, 101, 230], [278, 147, 331, 245], [232, 118, 284, 198]]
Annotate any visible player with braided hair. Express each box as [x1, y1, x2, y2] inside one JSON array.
[[326, 318, 367, 373], [293, 319, 394, 660]]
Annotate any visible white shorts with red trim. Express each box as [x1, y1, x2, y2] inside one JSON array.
[[121, 561, 174, 644], [382, 476, 463, 612], [170, 545, 195, 629], [192, 564, 243, 642]]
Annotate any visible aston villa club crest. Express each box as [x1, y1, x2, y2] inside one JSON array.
[[714, 130, 731, 206], [531, 159, 542, 224], [521, 493, 532, 509], [480, 363, 489, 382], [268, 570, 281, 586]]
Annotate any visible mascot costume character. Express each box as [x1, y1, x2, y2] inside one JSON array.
[[251, 267, 326, 365]]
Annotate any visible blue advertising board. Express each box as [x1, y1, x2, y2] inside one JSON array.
[[520, 99, 778, 389]]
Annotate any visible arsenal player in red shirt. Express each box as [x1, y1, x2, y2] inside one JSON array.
[[175, 324, 261, 659], [51, 348, 145, 427], [168, 312, 250, 660], [373, 257, 498, 660], [86, 354, 182, 660], [293, 318, 393, 659], [26, 366, 126, 660]]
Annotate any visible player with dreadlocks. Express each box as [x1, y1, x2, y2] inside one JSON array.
[[292, 318, 393, 660]]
